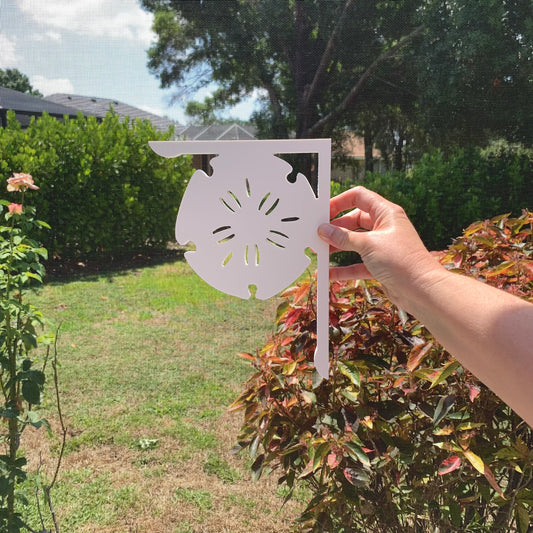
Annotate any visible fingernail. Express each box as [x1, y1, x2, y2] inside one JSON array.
[[318, 223, 334, 238]]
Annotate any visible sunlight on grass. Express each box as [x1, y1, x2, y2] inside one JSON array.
[[19, 257, 306, 532]]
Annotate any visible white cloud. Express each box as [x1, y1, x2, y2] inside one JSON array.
[[19, 0, 154, 45], [138, 104, 165, 116], [44, 31, 62, 42], [30, 31, 62, 43], [0, 33, 18, 68], [30, 75, 74, 96]]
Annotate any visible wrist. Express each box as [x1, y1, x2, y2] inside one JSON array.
[[393, 256, 452, 315]]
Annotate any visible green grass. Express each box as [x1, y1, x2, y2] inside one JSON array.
[[18, 256, 304, 532]]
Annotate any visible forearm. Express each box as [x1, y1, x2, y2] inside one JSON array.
[[319, 186, 533, 425], [402, 266, 533, 426]]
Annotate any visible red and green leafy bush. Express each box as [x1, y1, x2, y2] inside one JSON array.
[[231, 211, 533, 532]]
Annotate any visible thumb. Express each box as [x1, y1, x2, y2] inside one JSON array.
[[318, 223, 363, 253]]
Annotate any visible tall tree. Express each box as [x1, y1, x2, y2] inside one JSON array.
[[142, 0, 533, 169], [0, 69, 42, 97], [416, 0, 533, 146], [141, 0, 423, 141]]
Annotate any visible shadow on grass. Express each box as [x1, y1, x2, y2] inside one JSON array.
[[43, 246, 187, 284]]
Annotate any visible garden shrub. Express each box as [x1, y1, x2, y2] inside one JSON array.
[[0, 111, 191, 258], [0, 174, 57, 531], [232, 210, 533, 532], [335, 142, 533, 251]]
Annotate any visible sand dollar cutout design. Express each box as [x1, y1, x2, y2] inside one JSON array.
[[150, 139, 331, 378], [176, 148, 319, 299]]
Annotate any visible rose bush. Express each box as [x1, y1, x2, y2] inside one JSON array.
[[0, 173, 55, 532]]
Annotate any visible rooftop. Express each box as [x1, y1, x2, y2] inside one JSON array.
[[0, 86, 80, 127], [44, 93, 179, 133], [176, 123, 256, 140]]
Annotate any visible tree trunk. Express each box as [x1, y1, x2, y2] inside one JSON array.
[[364, 128, 374, 173], [393, 133, 404, 171]]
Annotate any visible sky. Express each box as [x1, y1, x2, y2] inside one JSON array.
[[0, 0, 256, 124]]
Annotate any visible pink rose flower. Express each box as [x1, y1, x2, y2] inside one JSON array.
[[8, 203, 23, 215], [7, 173, 39, 192]]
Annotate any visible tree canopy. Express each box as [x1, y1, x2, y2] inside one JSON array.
[[141, 0, 423, 139], [417, 0, 533, 146], [0, 69, 42, 97], [141, 0, 533, 157]]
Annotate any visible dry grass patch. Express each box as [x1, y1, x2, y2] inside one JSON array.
[[17, 258, 307, 531]]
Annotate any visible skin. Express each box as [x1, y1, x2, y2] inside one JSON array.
[[318, 186, 533, 428]]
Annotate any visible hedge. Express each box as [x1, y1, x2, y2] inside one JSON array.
[[0, 111, 192, 258], [333, 141, 533, 250]]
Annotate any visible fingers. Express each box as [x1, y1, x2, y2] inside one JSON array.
[[318, 223, 364, 253], [329, 186, 392, 221], [331, 209, 374, 231], [329, 263, 372, 281]]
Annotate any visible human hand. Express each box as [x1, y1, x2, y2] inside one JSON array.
[[317, 186, 445, 309]]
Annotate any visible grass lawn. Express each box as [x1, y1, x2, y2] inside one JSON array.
[[19, 252, 306, 532]]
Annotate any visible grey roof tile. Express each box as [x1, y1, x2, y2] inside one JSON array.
[[44, 93, 180, 133]]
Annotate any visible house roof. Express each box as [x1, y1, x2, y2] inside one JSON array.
[[0, 86, 81, 126], [44, 93, 179, 133], [3, 89, 256, 140], [176, 123, 256, 140]]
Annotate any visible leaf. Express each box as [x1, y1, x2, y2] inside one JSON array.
[[282, 360, 297, 375], [249, 434, 260, 459], [353, 354, 388, 370], [26, 410, 51, 432], [251, 453, 265, 482], [327, 452, 341, 469], [300, 390, 316, 405], [483, 465, 505, 499], [237, 352, 255, 361], [463, 450, 484, 474], [337, 361, 360, 387], [485, 260, 516, 278], [312, 442, 330, 471], [466, 383, 481, 403], [21, 333, 37, 350], [456, 422, 484, 431], [275, 300, 289, 322], [429, 360, 460, 389], [515, 503, 530, 533], [494, 447, 522, 461], [298, 458, 316, 479], [438, 455, 461, 475], [343, 467, 370, 487], [341, 389, 359, 403], [21, 380, 41, 405], [345, 442, 370, 468], [406, 342, 433, 372], [433, 425, 454, 436], [449, 501, 462, 528], [433, 394, 456, 425]]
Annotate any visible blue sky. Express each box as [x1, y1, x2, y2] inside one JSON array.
[[0, 0, 256, 124]]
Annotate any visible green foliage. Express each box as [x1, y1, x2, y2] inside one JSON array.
[[0, 69, 42, 97], [0, 180, 52, 531], [142, 0, 423, 139], [417, 0, 533, 145], [0, 111, 191, 258], [143, 0, 533, 152], [233, 211, 533, 532], [335, 142, 533, 250]]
